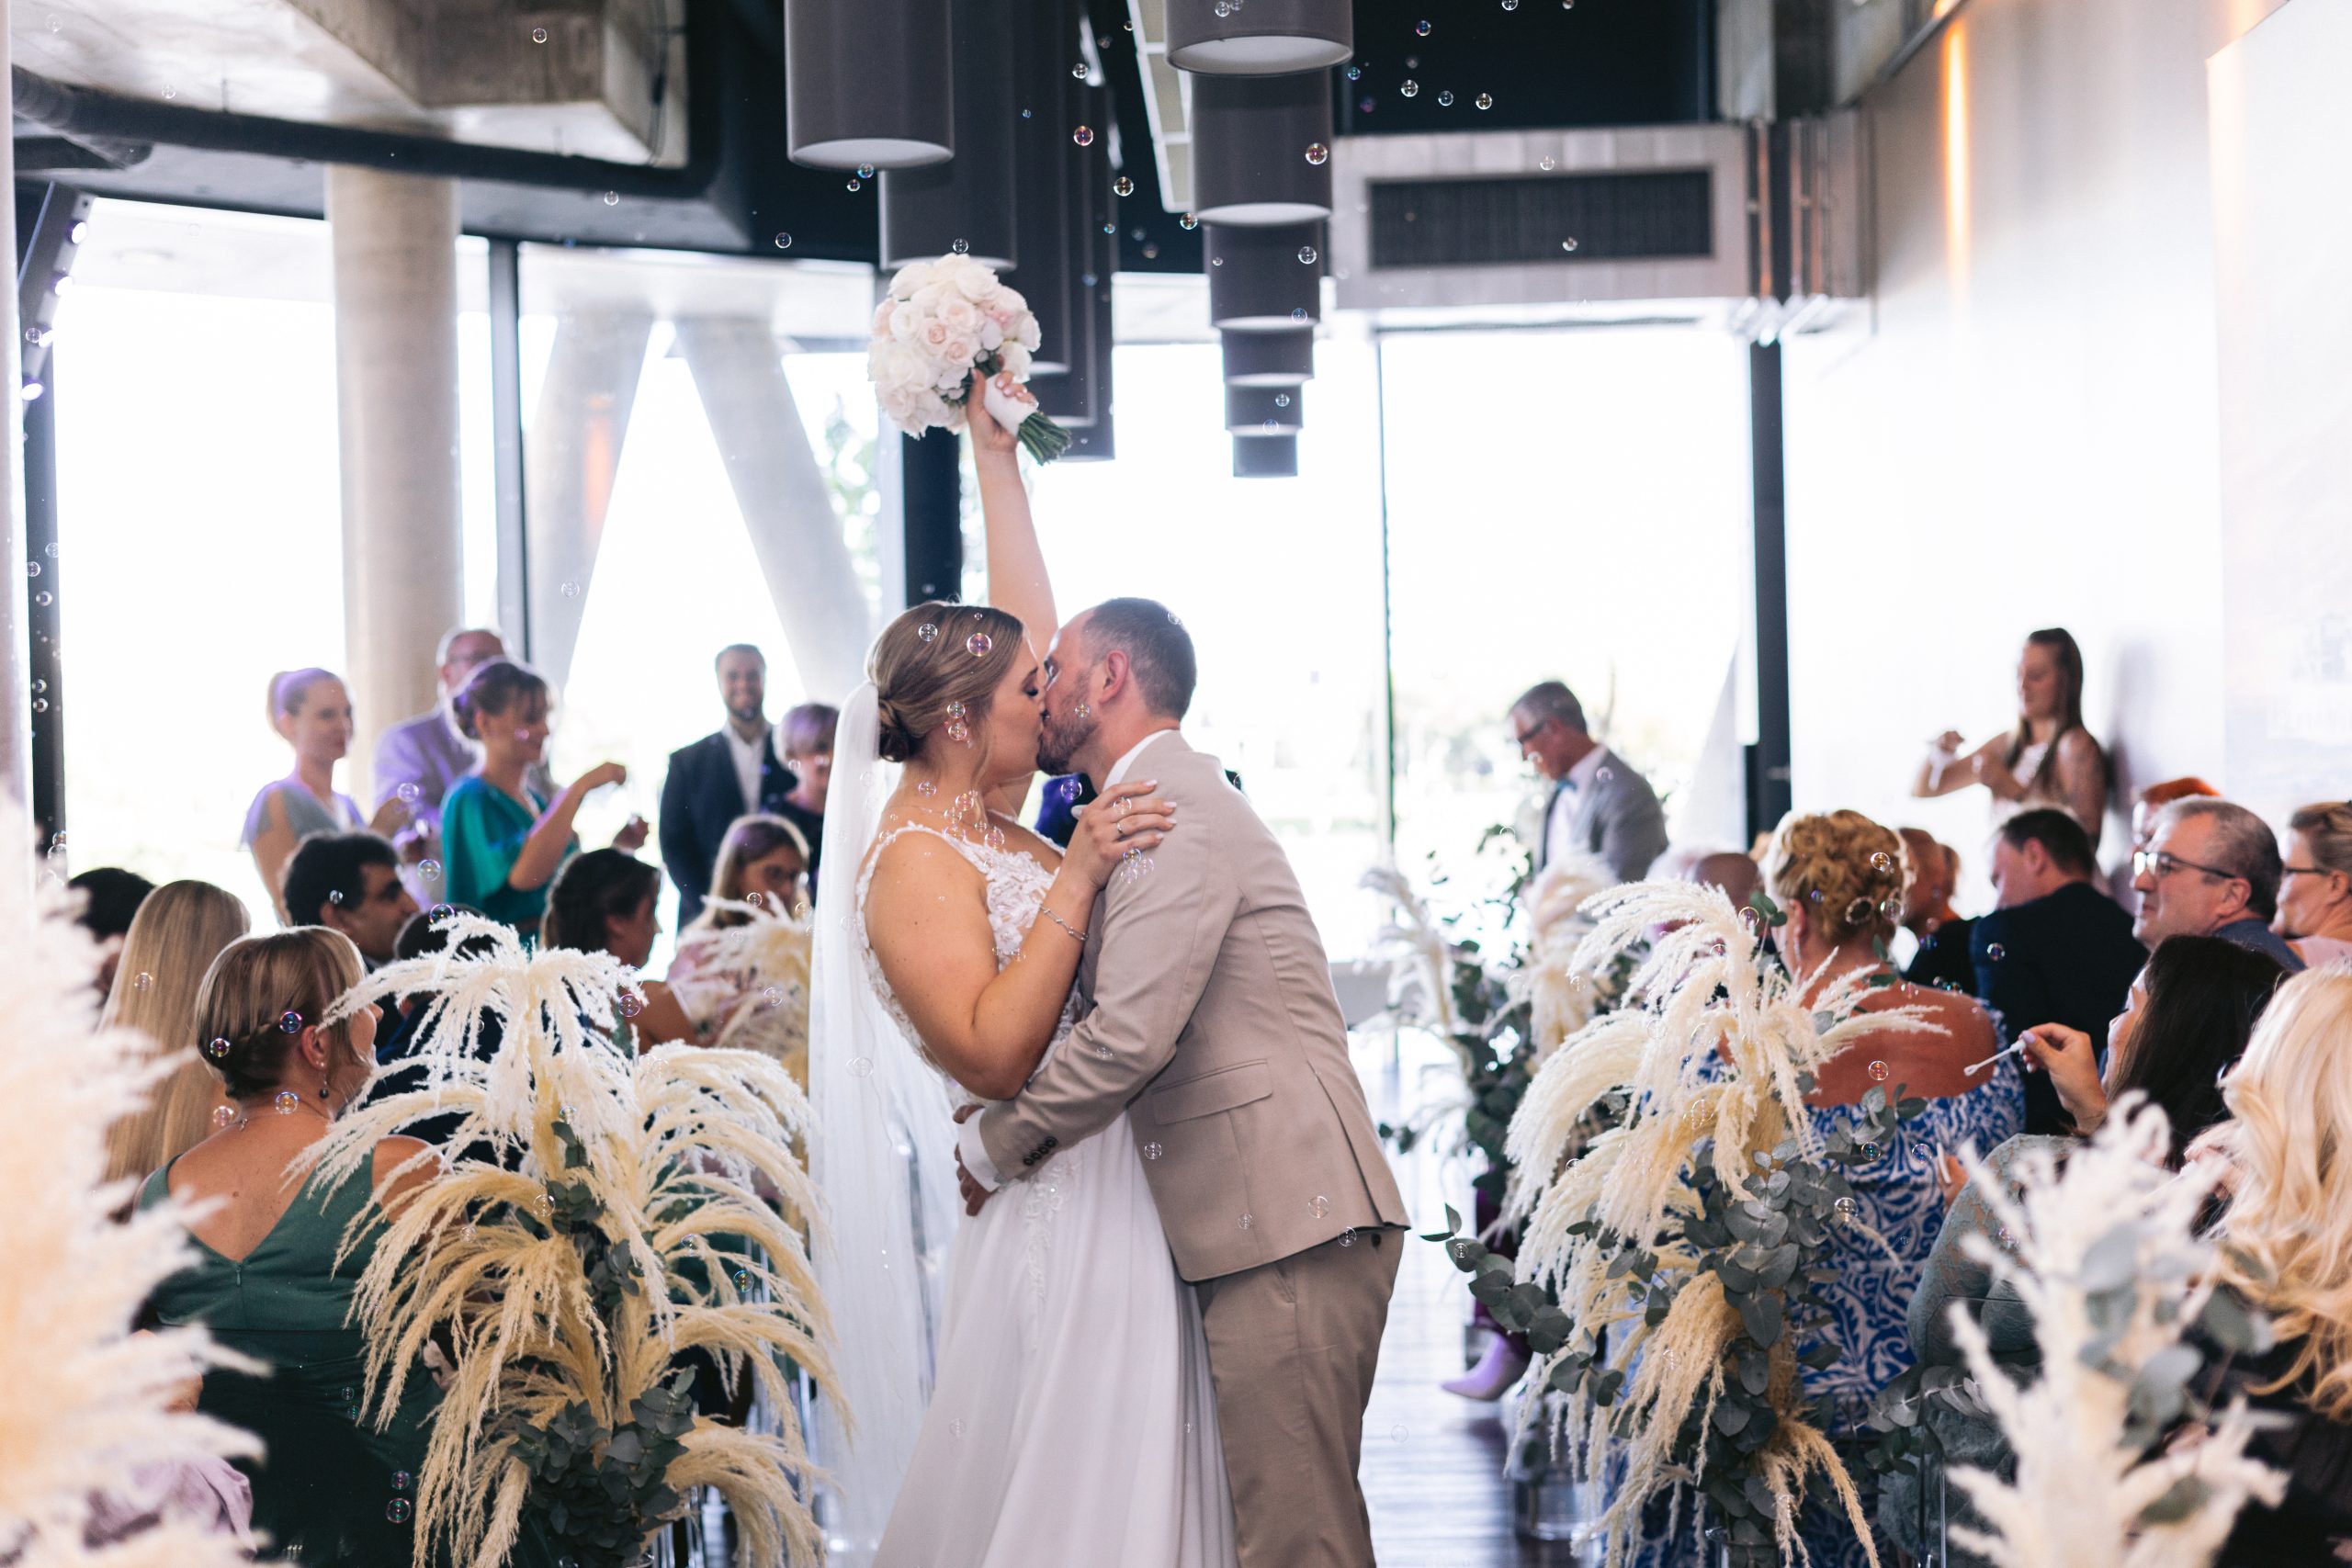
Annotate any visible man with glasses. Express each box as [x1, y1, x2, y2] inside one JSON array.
[[2130, 796, 2306, 971], [1509, 680, 1668, 881]]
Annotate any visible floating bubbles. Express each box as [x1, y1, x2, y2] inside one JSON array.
[[732, 1269, 752, 1292], [1866, 1059, 1890, 1082], [132, 971, 153, 992], [1399, 79, 1419, 97], [30, 697, 47, 715], [1339, 1228, 1359, 1247], [1114, 175, 1136, 197], [1346, 63, 1363, 80], [30, 591, 50, 607], [1305, 142, 1329, 165], [967, 631, 994, 657], [1504, 0, 1520, 8], [1360, 96, 1377, 114], [1119, 850, 1155, 883], [1416, 18, 1432, 34], [387, 1499, 413, 1525], [419, 859, 443, 882], [1987, 943, 2007, 962], [1882, 897, 1904, 921], [25, 562, 38, 578], [1072, 700, 1092, 720], [1274, 392, 1292, 408], [845, 178, 862, 192], [1238, 1213, 1254, 1230], [1561, 236, 1580, 252], [532, 25, 548, 41], [1297, 244, 1318, 265], [1310, 1195, 1331, 1219], [428, 903, 454, 920], [1476, 92, 1496, 109], [1095, 1043, 1114, 1059], [1540, 155, 1557, 171], [849, 1056, 875, 1078], [1072, 125, 1094, 147], [1437, 90, 1454, 107], [278, 1010, 304, 1034], [1857, 1140, 1883, 1162], [1071, 62, 1089, 78], [602, 190, 619, 206], [273, 1089, 304, 1115], [1180, 212, 1199, 230], [858, 164, 876, 179], [391, 1472, 413, 1493], [1871, 851, 1894, 873], [916, 780, 937, 798], [774, 232, 792, 249], [950, 1417, 967, 1437], [1142, 1142, 1164, 1160], [1391, 1424, 1408, 1442], [396, 781, 421, 805], [917, 622, 940, 642], [207, 1035, 233, 1061], [212, 1104, 238, 1131], [618, 992, 644, 1020], [951, 238, 970, 254], [1831, 1196, 1859, 1224], [560, 580, 582, 598]]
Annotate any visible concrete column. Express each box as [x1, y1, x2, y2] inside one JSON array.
[[675, 317, 874, 695], [326, 167, 465, 810], [524, 310, 652, 692], [0, 6, 32, 880]]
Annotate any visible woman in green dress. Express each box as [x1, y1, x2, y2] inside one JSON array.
[[138, 926, 447, 1565], [441, 658, 645, 942]]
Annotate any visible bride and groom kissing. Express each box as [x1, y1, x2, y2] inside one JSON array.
[[814, 458, 1410, 1567]]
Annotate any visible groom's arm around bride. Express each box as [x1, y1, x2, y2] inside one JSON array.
[[956, 598, 1410, 1568]]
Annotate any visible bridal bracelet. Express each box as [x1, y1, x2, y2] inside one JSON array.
[[1042, 908, 1088, 945]]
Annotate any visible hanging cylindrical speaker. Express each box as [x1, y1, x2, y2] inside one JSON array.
[[878, 0, 1016, 268], [1061, 120, 1119, 462], [1207, 221, 1324, 330], [1233, 433, 1300, 478], [1190, 72, 1335, 225], [1007, 0, 1076, 375], [1227, 383, 1303, 434], [1035, 70, 1110, 430], [1220, 327, 1314, 385], [786, 0, 956, 170], [1168, 0, 1351, 75]]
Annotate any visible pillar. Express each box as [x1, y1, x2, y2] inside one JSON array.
[[523, 310, 652, 691], [1, 4, 32, 881], [326, 166, 465, 809]]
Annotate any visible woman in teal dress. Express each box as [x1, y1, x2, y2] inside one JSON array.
[[441, 659, 645, 942], [139, 926, 445, 1564]]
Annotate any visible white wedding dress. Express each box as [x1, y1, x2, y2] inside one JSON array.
[[847, 820, 1238, 1568]]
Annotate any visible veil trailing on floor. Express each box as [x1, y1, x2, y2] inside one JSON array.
[[808, 680, 964, 1566]]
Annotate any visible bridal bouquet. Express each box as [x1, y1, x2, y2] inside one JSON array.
[[869, 253, 1071, 463]]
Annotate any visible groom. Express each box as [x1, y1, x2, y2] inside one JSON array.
[[956, 597, 1410, 1568]]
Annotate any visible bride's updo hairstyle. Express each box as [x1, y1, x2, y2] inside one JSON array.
[[1764, 808, 1907, 948], [869, 601, 1027, 765]]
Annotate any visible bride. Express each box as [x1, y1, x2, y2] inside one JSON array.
[[810, 379, 1238, 1568]]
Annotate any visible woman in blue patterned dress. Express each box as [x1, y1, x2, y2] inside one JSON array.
[[1760, 809, 2023, 1568]]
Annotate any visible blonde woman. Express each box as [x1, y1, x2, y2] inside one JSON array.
[[2204, 966, 2352, 1561], [2278, 801, 2352, 968], [98, 880, 252, 1190]]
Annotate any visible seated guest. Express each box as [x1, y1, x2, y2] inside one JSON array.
[[281, 831, 419, 969], [69, 865, 155, 998], [1682, 848, 1763, 909], [777, 700, 838, 877], [2112, 775, 2222, 903], [1891, 933, 2286, 1566], [442, 659, 645, 943], [97, 879, 252, 1189], [372, 906, 492, 1066], [1510, 679, 1668, 880], [2203, 966, 2352, 1564], [369, 626, 545, 840], [243, 669, 408, 917], [659, 645, 818, 929], [137, 929, 444, 1566], [2131, 797, 2304, 971], [1760, 809, 2021, 1568], [1913, 627, 2110, 848], [542, 849, 698, 1049], [669, 814, 812, 1042], [1971, 808, 2148, 1133], [2279, 800, 2352, 968], [1896, 828, 1976, 993]]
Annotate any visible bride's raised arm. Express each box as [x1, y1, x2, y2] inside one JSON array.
[[968, 374, 1058, 671]]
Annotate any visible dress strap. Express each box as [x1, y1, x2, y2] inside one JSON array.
[[856, 821, 995, 906]]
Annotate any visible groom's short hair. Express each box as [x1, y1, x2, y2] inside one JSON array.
[[1085, 598, 1197, 720]]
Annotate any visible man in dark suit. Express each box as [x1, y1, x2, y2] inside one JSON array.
[[658, 644, 824, 927], [1972, 807, 2147, 1134], [1510, 680, 1669, 881]]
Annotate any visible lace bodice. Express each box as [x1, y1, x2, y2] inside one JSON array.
[[855, 821, 1081, 1075]]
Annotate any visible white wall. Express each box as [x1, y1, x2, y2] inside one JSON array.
[[1778, 0, 2301, 885]]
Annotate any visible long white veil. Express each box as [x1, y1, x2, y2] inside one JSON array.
[[808, 680, 964, 1566]]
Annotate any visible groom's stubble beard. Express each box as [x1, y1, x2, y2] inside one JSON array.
[[1036, 702, 1097, 779]]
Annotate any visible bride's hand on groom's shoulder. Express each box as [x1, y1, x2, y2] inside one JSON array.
[[1063, 780, 1178, 889]]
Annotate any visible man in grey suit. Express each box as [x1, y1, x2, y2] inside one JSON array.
[[957, 597, 1411, 1568], [1510, 679, 1669, 880]]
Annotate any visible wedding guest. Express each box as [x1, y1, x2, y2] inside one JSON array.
[[1896, 829, 1976, 994], [69, 865, 154, 998], [280, 831, 419, 969], [778, 700, 837, 872], [372, 905, 495, 1067], [1683, 848, 1762, 909], [542, 850, 698, 1049], [2202, 966, 2352, 1563], [2278, 800, 2352, 968], [1971, 808, 2147, 1133], [370, 626, 551, 837], [1914, 628, 2110, 848], [443, 659, 646, 942], [97, 879, 251, 1189], [2131, 796, 2304, 971], [243, 669, 409, 918], [1510, 680, 1668, 880], [136, 929, 444, 1565], [668, 814, 810, 1041], [658, 646, 820, 928], [2110, 776, 2222, 904], [1760, 808, 2020, 1568]]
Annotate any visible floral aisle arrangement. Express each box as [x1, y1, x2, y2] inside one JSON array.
[[0, 860, 257, 1568], [868, 252, 1069, 463], [1443, 883, 1937, 1568], [684, 896, 815, 1087], [1910, 1102, 2281, 1568], [303, 915, 838, 1568]]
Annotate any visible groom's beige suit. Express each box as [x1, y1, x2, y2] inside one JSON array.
[[964, 729, 1410, 1567]]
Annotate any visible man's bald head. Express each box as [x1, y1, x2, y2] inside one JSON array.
[[1686, 852, 1762, 910]]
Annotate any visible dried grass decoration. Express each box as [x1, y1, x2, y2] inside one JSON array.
[[302, 914, 839, 1568], [1914, 1102, 2282, 1568], [685, 896, 814, 1085], [1445, 882, 1941, 1568], [0, 858, 259, 1568]]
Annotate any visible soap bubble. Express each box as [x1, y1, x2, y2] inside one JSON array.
[[1987, 943, 2007, 961], [278, 1010, 303, 1033], [951, 238, 970, 254], [1142, 1142, 1163, 1160], [1416, 18, 1432, 34], [1180, 212, 1199, 230], [850, 1057, 875, 1078], [273, 1089, 304, 1114], [846, 178, 862, 191], [1072, 126, 1094, 147], [212, 1105, 237, 1130], [774, 232, 792, 249], [132, 971, 152, 991], [531, 26, 548, 41], [858, 164, 876, 178], [1114, 175, 1136, 197], [418, 859, 442, 882], [387, 1499, 413, 1525], [1437, 90, 1454, 107], [1476, 93, 1495, 109], [917, 622, 940, 642], [1561, 237, 1580, 252], [1832, 1196, 1858, 1224], [602, 191, 619, 206], [560, 581, 582, 598], [1867, 1060, 1890, 1082], [1305, 142, 1329, 165], [967, 632, 993, 657], [1238, 1213, 1254, 1230], [1310, 1195, 1331, 1218], [1297, 244, 1318, 265], [1399, 79, 1419, 97], [396, 781, 421, 804]]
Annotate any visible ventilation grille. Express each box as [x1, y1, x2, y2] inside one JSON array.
[[1367, 169, 1715, 270]]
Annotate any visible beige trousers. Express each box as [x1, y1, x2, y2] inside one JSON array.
[[1193, 1229, 1403, 1568]]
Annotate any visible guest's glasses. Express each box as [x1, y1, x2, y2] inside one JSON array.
[[2132, 849, 2239, 883], [2280, 864, 2329, 879], [1512, 716, 1555, 750]]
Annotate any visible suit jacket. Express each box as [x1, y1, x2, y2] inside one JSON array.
[[1971, 880, 2146, 1134], [1538, 748, 1669, 881], [657, 728, 821, 928], [976, 732, 1409, 1282]]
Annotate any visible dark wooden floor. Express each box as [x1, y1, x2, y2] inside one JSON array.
[[1356, 1032, 1600, 1568]]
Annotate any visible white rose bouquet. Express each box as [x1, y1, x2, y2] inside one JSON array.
[[868, 252, 1071, 463]]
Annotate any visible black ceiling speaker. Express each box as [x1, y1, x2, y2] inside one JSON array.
[[1190, 71, 1334, 225], [1035, 67, 1110, 430], [1006, 0, 1076, 374], [1168, 0, 1351, 75], [1227, 382, 1303, 434], [1233, 433, 1300, 477], [1061, 129, 1120, 462], [1220, 327, 1313, 384], [878, 0, 1015, 267], [1206, 220, 1323, 330], [786, 0, 955, 170]]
